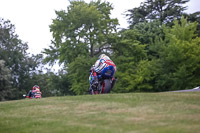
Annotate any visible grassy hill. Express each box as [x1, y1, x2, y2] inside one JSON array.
[[0, 92, 200, 133]]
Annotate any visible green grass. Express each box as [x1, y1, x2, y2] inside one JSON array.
[[0, 92, 200, 133]]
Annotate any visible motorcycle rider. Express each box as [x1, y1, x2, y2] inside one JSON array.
[[32, 85, 42, 98], [90, 54, 116, 92], [26, 85, 42, 98]]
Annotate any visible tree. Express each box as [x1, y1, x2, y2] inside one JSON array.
[[154, 17, 200, 91], [44, 0, 118, 65], [112, 30, 149, 92], [112, 17, 200, 92], [184, 11, 200, 36], [131, 21, 165, 59], [126, 0, 189, 27], [44, 0, 119, 94], [0, 60, 12, 100], [25, 70, 73, 97], [0, 18, 43, 99], [133, 21, 162, 44], [67, 55, 95, 94]]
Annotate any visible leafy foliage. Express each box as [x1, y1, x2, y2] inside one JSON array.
[[112, 30, 148, 92], [1, 0, 200, 100], [44, 0, 119, 94], [67, 55, 95, 94], [184, 11, 200, 36], [25, 71, 73, 97], [113, 17, 200, 92], [0, 18, 45, 100], [0, 60, 13, 100], [126, 0, 189, 27], [133, 21, 164, 45], [44, 0, 119, 65], [154, 17, 200, 91]]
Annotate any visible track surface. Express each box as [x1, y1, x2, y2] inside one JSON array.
[[172, 86, 200, 92]]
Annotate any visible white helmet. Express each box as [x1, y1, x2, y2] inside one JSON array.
[[98, 54, 106, 59], [98, 54, 110, 60]]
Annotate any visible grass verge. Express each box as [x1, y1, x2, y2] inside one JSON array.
[[0, 92, 200, 133]]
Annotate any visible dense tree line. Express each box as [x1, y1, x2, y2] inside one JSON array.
[[1, 0, 200, 100], [0, 18, 72, 100]]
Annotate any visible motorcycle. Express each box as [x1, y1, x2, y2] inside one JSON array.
[[25, 89, 42, 99], [89, 68, 117, 95]]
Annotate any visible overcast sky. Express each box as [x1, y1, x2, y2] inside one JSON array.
[[0, 0, 199, 55]]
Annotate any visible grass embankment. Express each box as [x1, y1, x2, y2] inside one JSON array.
[[0, 92, 200, 133]]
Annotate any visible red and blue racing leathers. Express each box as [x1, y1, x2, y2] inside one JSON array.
[[94, 56, 116, 79]]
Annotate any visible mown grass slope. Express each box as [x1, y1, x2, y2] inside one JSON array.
[[0, 92, 200, 133]]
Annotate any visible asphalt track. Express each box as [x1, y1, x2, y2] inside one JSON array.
[[171, 86, 200, 92]]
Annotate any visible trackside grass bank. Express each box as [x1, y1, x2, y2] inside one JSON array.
[[0, 92, 200, 133]]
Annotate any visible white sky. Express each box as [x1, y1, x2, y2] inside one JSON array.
[[0, 0, 199, 55]]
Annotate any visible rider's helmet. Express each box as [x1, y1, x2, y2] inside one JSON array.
[[98, 54, 110, 60], [98, 54, 106, 59], [33, 86, 36, 90], [33, 85, 39, 90]]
